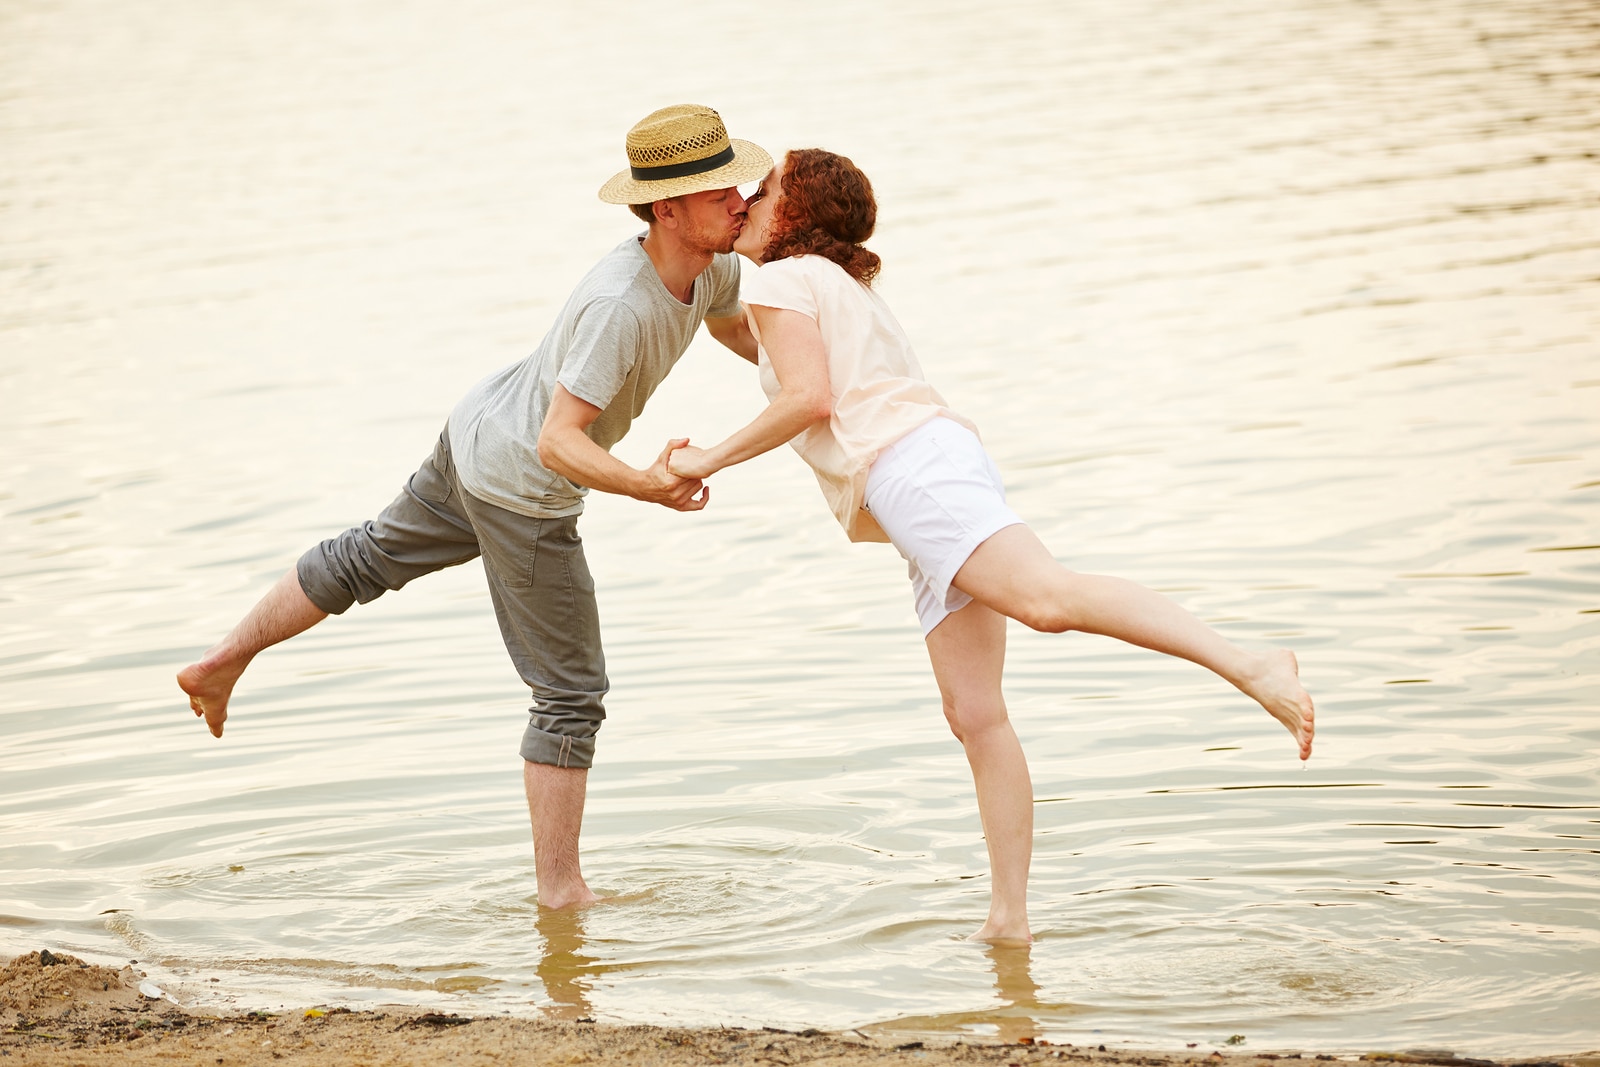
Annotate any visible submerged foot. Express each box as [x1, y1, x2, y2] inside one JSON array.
[[537, 883, 602, 910], [1239, 649, 1315, 760], [176, 649, 250, 738], [967, 917, 1033, 945]]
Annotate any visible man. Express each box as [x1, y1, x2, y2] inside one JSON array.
[[177, 104, 770, 909]]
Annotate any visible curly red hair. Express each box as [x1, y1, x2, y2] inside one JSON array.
[[760, 149, 881, 285]]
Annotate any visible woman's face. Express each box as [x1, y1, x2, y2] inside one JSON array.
[[733, 160, 783, 261]]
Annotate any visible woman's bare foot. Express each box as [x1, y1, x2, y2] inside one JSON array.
[[176, 646, 252, 738], [1237, 649, 1315, 760], [967, 911, 1033, 945]]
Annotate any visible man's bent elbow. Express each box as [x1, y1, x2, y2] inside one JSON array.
[[535, 429, 563, 475]]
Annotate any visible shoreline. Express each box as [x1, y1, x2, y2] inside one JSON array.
[[3, 952, 1594, 1067]]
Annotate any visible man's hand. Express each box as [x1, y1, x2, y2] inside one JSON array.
[[539, 387, 709, 511], [666, 443, 718, 480], [640, 438, 710, 511]]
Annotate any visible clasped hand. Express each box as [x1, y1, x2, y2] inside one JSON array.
[[642, 438, 709, 511], [665, 443, 717, 481]]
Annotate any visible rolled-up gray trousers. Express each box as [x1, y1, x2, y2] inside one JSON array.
[[296, 428, 608, 769]]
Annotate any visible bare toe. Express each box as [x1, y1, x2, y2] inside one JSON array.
[[1241, 650, 1315, 760]]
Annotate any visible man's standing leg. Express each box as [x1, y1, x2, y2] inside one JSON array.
[[464, 497, 610, 910], [524, 762, 597, 908]]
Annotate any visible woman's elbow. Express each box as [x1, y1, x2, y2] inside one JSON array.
[[805, 393, 835, 423]]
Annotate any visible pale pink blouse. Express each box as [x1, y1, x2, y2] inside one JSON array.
[[741, 255, 977, 543]]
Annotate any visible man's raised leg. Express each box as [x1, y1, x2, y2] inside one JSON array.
[[524, 760, 599, 909], [177, 567, 329, 738], [179, 432, 484, 738]]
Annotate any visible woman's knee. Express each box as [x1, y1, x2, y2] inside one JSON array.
[[942, 697, 1009, 744], [983, 566, 1081, 634], [1010, 593, 1077, 634]]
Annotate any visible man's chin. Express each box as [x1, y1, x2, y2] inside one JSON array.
[[687, 229, 741, 257]]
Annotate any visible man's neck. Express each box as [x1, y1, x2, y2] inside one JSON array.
[[639, 230, 713, 305]]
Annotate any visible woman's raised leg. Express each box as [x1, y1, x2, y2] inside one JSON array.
[[951, 524, 1314, 760], [924, 600, 1034, 943]]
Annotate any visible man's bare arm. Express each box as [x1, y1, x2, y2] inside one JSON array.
[[705, 313, 757, 364], [536, 385, 709, 511]]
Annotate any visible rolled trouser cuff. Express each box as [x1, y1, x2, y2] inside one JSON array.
[[520, 722, 599, 769], [297, 539, 362, 615]]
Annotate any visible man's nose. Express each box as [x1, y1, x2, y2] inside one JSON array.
[[730, 190, 748, 214]]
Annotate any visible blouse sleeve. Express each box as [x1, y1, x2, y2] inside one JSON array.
[[739, 257, 818, 319]]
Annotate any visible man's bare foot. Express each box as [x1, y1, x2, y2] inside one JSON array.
[[176, 646, 252, 738], [1238, 649, 1315, 760], [177, 569, 329, 737], [537, 883, 602, 910]]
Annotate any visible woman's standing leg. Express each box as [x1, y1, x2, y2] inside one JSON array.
[[951, 524, 1315, 759], [924, 600, 1034, 943]]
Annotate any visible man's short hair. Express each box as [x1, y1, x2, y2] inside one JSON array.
[[629, 201, 657, 224]]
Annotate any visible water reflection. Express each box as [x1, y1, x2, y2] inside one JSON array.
[[3, 0, 1598, 1054], [986, 943, 1042, 1046], [534, 906, 598, 1022], [869, 942, 1088, 1045]]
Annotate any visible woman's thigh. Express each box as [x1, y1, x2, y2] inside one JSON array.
[[924, 600, 1009, 733], [950, 523, 1071, 624], [866, 418, 1023, 634]]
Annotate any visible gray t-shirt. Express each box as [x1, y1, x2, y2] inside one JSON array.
[[448, 235, 741, 518]]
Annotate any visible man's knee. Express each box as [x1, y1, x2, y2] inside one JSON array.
[[297, 538, 364, 615], [298, 522, 420, 615]]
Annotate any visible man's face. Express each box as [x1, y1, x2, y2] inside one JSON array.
[[672, 186, 748, 256]]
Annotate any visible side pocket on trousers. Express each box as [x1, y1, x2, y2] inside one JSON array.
[[481, 515, 540, 589]]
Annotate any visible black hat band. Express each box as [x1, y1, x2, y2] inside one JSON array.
[[630, 145, 736, 182]]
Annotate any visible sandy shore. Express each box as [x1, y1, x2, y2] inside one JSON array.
[[3, 951, 1594, 1067]]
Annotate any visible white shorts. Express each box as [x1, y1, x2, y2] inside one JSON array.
[[864, 417, 1024, 635]]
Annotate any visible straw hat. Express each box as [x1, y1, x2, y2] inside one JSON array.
[[598, 105, 772, 205]]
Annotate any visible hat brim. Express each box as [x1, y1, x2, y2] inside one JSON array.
[[598, 139, 773, 204]]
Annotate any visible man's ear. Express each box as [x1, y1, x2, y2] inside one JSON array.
[[652, 197, 680, 228]]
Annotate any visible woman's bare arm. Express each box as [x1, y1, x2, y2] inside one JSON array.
[[539, 385, 709, 511], [667, 304, 832, 479]]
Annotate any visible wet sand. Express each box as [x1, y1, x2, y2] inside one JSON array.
[[3, 952, 1593, 1067]]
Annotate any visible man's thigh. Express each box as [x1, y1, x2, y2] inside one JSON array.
[[298, 430, 481, 614]]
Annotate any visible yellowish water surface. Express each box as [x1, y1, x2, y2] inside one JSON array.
[[2, 0, 1597, 1055]]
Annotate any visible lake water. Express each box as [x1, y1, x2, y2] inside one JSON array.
[[2, 0, 1598, 1057]]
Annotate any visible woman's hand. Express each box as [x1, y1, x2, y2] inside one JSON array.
[[667, 443, 718, 480], [661, 305, 830, 484]]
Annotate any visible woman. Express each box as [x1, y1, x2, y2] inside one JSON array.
[[667, 149, 1314, 943]]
